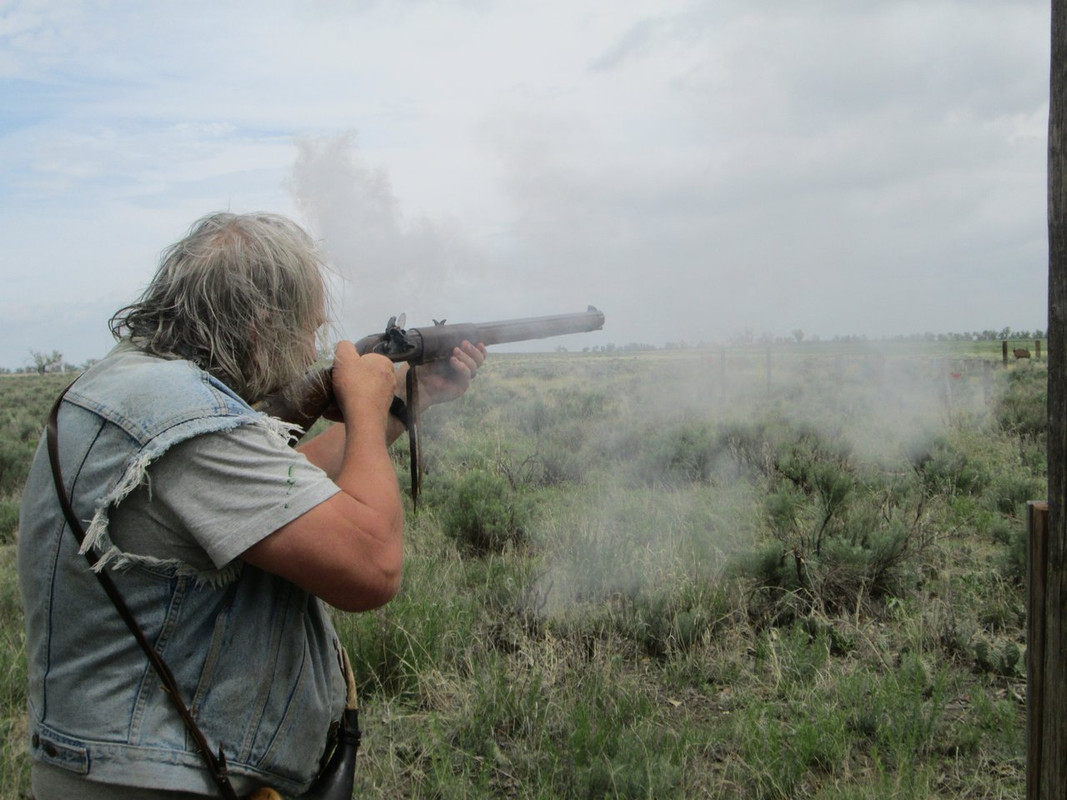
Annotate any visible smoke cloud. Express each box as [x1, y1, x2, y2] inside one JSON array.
[[288, 134, 488, 337]]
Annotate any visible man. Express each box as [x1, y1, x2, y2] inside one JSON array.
[[17, 212, 486, 798]]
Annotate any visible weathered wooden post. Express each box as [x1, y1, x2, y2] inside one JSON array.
[[1032, 0, 1067, 795], [1028, 500, 1049, 799]]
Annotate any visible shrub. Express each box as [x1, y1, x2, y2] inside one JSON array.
[[550, 387, 613, 422], [817, 516, 913, 608], [0, 502, 18, 546], [728, 416, 927, 619], [508, 397, 553, 437], [634, 419, 719, 487], [494, 441, 588, 489], [510, 440, 589, 488], [441, 469, 533, 556], [995, 367, 1046, 440], [994, 517, 1027, 584], [606, 590, 714, 660], [765, 487, 803, 536], [908, 436, 991, 497], [503, 388, 613, 439], [987, 472, 1044, 517], [0, 440, 33, 498], [717, 419, 775, 479]]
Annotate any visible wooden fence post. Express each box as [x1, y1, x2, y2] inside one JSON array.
[[1027, 501, 1049, 800], [1036, 0, 1067, 795]]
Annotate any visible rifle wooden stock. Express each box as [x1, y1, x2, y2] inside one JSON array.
[[258, 307, 605, 431]]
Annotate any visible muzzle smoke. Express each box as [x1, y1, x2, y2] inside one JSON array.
[[288, 134, 486, 335]]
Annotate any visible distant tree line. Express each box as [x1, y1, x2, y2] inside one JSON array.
[[888, 328, 1047, 342], [0, 350, 99, 375], [557, 327, 1050, 354]]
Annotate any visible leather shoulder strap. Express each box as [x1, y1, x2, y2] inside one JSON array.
[[45, 383, 239, 800]]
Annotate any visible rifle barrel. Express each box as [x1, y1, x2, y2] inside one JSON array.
[[473, 308, 606, 345], [258, 307, 605, 429], [409, 307, 605, 361]]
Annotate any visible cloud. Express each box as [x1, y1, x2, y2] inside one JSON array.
[[0, 0, 1051, 366], [468, 0, 1049, 343]]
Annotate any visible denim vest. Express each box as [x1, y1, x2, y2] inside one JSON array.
[[17, 344, 346, 796]]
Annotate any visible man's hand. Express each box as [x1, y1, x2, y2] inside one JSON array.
[[303, 340, 487, 468], [399, 340, 487, 412], [332, 341, 398, 429]]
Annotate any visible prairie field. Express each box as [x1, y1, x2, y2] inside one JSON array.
[[0, 340, 1045, 798]]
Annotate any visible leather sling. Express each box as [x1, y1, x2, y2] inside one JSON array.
[[45, 382, 361, 800], [46, 382, 242, 800]]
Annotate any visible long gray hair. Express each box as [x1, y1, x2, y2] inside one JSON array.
[[110, 212, 331, 404]]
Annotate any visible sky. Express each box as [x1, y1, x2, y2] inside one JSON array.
[[0, 0, 1052, 369]]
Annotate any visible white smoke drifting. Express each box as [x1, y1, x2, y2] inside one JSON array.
[[288, 134, 488, 337]]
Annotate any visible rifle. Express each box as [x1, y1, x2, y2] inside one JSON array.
[[258, 306, 605, 503]]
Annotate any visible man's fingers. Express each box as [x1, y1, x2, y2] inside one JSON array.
[[451, 341, 486, 378]]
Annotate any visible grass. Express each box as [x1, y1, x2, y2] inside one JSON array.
[[0, 344, 1040, 798], [0, 546, 29, 799]]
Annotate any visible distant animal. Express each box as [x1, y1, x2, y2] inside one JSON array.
[[1013, 348, 1031, 359]]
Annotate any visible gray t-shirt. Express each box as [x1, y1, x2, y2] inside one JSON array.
[[108, 422, 341, 571]]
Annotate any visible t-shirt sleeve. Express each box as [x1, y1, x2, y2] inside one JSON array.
[[129, 422, 341, 569]]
